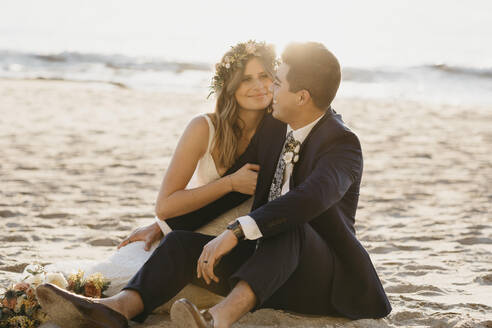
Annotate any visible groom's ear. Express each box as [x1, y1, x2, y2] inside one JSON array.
[[296, 89, 311, 106]]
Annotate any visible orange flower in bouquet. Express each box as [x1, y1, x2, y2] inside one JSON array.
[[66, 270, 110, 299], [1, 290, 17, 310], [84, 281, 102, 298]]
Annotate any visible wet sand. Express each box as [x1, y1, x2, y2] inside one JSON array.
[[1, 79, 491, 327]]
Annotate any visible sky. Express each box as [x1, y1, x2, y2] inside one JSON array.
[[1, 0, 491, 67]]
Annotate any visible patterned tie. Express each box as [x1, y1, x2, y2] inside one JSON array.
[[268, 131, 301, 201]]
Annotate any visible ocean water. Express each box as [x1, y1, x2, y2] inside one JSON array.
[[1, 0, 491, 105]]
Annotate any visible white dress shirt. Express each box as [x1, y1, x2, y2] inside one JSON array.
[[238, 114, 325, 240]]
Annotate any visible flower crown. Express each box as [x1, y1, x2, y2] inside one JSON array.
[[208, 40, 278, 98]]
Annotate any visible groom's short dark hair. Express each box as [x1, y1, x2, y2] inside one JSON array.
[[282, 42, 341, 109]]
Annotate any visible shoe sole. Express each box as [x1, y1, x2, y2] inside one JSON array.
[[170, 298, 204, 328], [36, 284, 107, 328]]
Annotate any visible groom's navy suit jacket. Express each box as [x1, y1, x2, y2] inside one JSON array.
[[166, 109, 391, 319]]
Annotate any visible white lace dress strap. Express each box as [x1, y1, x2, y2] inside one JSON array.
[[190, 115, 220, 187]]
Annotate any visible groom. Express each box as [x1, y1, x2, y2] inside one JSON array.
[[36, 42, 391, 327]]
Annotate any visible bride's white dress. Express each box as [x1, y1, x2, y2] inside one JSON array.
[[45, 114, 253, 312]]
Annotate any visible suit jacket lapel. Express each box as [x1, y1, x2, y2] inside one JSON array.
[[266, 125, 287, 182], [254, 123, 287, 208], [290, 108, 334, 187], [223, 116, 266, 176]]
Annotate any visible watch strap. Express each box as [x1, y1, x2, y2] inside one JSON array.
[[227, 220, 245, 241]]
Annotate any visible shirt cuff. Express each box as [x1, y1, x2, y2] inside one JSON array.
[[237, 216, 263, 240], [154, 216, 172, 236]]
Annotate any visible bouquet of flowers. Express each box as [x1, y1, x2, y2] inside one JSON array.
[[66, 270, 110, 299], [0, 264, 110, 328]]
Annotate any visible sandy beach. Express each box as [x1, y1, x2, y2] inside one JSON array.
[[1, 78, 491, 327]]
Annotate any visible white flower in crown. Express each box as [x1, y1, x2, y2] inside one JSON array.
[[225, 63, 231, 69], [44, 272, 68, 289], [245, 42, 256, 54], [294, 145, 300, 153]]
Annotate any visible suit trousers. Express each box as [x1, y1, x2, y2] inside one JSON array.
[[124, 223, 337, 323]]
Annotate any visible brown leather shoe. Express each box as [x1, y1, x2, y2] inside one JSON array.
[[36, 283, 129, 328], [170, 298, 214, 328]]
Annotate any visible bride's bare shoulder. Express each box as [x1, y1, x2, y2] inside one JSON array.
[[177, 114, 213, 154], [186, 114, 212, 135], [188, 113, 217, 133]]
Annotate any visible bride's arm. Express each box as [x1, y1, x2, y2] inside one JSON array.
[[155, 116, 257, 220], [117, 115, 262, 249]]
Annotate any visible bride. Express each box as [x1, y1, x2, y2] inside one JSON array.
[[44, 40, 277, 311]]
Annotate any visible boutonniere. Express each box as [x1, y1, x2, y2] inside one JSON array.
[[283, 144, 301, 164]]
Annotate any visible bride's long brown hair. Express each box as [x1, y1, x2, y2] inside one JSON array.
[[211, 45, 277, 169]]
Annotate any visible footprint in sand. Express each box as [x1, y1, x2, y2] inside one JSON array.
[[115, 224, 133, 231], [0, 210, 21, 218], [368, 246, 399, 254], [390, 310, 425, 321], [88, 238, 120, 247], [15, 165, 39, 170], [385, 283, 444, 294], [396, 270, 428, 277], [37, 212, 69, 219], [457, 237, 492, 245], [0, 263, 29, 273], [85, 222, 116, 229], [403, 264, 447, 271], [0, 235, 29, 242]]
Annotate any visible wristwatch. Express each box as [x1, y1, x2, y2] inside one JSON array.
[[227, 220, 245, 241]]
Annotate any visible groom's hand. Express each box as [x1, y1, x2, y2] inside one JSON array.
[[197, 230, 238, 284], [117, 222, 163, 251]]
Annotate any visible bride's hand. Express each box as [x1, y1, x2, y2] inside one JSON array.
[[229, 163, 260, 195], [117, 222, 163, 251]]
